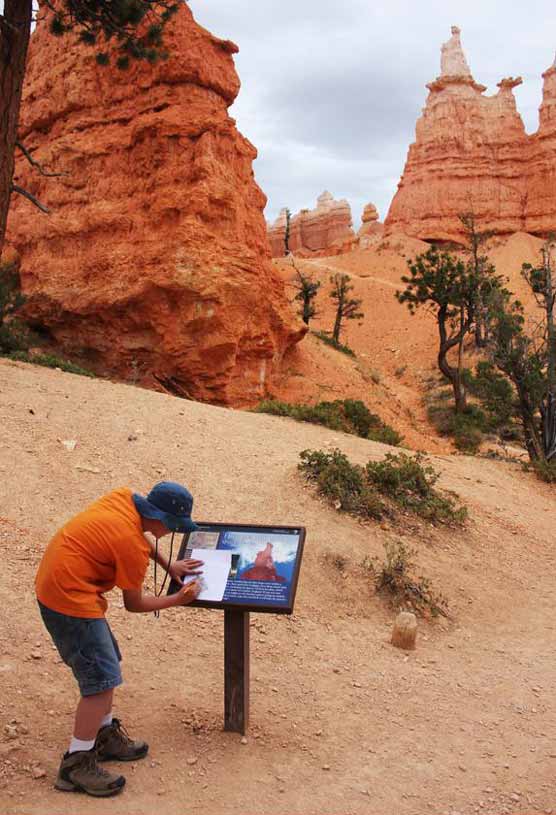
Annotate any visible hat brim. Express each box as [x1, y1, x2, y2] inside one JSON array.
[[132, 494, 198, 534]]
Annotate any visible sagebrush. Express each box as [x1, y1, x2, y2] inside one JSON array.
[[256, 398, 402, 446], [298, 448, 467, 525]]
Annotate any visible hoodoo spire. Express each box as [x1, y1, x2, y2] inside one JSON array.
[[440, 25, 472, 77]]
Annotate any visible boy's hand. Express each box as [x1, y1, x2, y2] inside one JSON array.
[[169, 558, 204, 582], [173, 579, 201, 606]]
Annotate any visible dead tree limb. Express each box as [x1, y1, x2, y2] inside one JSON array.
[[15, 141, 68, 177], [11, 184, 50, 214]]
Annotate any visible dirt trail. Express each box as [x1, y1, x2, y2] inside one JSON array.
[[0, 359, 555, 815], [304, 257, 401, 289]]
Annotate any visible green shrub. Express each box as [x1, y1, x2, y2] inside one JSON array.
[[462, 362, 514, 429], [366, 452, 467, 524], [299, 448, 467, 525], [0, 322, 29, 354], [452, 407, 488, 453], [427, 399, 487, 454], [256, 398, 402, 446], [8, 351, 96, 378], [0, 256, 29, 353], [365, 540, 449, 617], [522, 459, 556, 483], [427, 364, 517, 452], [313, 330, 356, 357], [298, 449, 385, 519]]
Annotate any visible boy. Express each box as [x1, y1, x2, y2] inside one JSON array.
[[35, 481, 203, 797]]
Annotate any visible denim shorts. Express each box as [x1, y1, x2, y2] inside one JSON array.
[[38, 601, 123, 697]]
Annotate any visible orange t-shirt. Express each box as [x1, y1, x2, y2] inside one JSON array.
[[36, 487, 151, 618]]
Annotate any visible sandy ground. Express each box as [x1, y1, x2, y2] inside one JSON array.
[[1, 358, 555, 815]]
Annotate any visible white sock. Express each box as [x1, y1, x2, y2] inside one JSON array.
[[68, 736, 95, 754], [100, 711, 113, 729]]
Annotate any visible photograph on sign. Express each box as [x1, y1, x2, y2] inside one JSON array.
[[169, 523, 305, 613]]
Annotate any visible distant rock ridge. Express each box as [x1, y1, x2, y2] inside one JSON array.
[[6, 4, 305, 406], [268, 191, 355, 257], [385, 27, 556, 242]]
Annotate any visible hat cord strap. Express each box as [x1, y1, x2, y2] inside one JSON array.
[[153, 532, 175, 618]]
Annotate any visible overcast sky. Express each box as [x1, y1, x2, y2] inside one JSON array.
[[188, 0, 556, 227]]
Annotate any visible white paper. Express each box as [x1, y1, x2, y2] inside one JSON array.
[[182, 548, 231, 602]]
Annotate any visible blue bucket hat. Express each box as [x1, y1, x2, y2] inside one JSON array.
[[132, 481, 198, 533]]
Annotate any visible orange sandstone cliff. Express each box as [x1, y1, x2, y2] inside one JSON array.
[[267, 191, 355, 257], [526, 60, 556, 234], [385, 27, 556, 243], [7, 5, 304, 405]]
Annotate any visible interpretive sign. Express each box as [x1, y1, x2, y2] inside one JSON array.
[[168, 522, 305, 614], [168, 522, 305, 734]]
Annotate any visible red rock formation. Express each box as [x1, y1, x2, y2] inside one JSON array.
[[525, 59, 556, 234], [267, 192, 355, 257], [357, 202, 383, 240], [385, 27, 556, 243], [267, 208, 289, 257], [6, 5, 305, 405]]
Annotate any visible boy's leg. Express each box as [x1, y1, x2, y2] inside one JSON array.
[[37, 604, 126, 796], [73, 688, 114, 741]]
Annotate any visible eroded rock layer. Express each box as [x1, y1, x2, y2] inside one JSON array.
[[385, 27, 556, 242], [268, 191, 355, 257], [7, 5, 304, 405]]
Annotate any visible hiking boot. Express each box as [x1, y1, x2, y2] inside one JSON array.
[[95, 717, 149, 762], [55, 749, 125, 797]]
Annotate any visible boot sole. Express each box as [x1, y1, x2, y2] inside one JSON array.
[[55, 777, 125, 797], [98, 748, 149, 763]]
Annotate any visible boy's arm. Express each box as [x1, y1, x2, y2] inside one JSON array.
[[147, 539, 203, 581], [122, 580, 200, 613]]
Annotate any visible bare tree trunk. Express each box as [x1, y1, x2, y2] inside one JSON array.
[[516, 388, 544, 462], [332, 292, 344, 343], [0, 0, 32, 257], [543, 246, 556, 460], [437, 306, 468, 413]]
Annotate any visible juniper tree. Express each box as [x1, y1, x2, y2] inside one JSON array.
[[520, 238, 556, 460], [0, 0, 181, 258], [329, 273, 363, 344], [487, 295, 546, 462]]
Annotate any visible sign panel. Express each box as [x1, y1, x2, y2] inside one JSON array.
[[168, 523, 305, 614]]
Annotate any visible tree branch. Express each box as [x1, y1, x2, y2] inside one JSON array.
[[15, 141, 68, 177], [11, 184, 50, 214]]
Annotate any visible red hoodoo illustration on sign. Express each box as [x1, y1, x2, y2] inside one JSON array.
[[240, 543, 287, 583]]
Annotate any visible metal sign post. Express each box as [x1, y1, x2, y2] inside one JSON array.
[[224, 609, 250, 734]]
